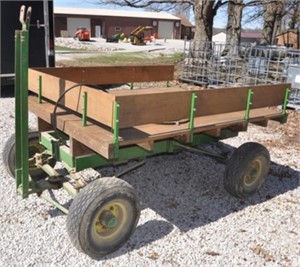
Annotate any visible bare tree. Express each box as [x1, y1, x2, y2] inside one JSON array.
[[91, 0, 226, 43], [224, 0, 244, 53], [243, 0, 299, 45]]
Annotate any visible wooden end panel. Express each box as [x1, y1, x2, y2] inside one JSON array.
[[195, 87, 249, 116], [116, 90, 193, 128], [251, 83, 290, 109], [29, 69, 115, 128], [30, 65, 174, 84], [29, 96, 114, 159]]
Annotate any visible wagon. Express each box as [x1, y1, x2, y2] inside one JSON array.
[[3, 6, 291, 259]]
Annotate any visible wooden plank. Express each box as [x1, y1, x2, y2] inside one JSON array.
[[31, 65, 174, 84], [251, 120, 269, 127], [29, 96, 114, 159], [204, 128, 221, 137], [29, 69, 115, 128], [195, 83, 290, 116], [70, 138, 94, 157], [195, 86, 249, 116], [38, 118, 52, 132], [115, 89, 194, 127], [251, 83, 290, 109], [136, 141, 154, 151]]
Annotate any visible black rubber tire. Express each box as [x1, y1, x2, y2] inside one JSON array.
[[67, 177, 140, 259], [2, 131, 55, 180], [224, 142, 270, 198]]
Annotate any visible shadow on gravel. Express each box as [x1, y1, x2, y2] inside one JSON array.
[[102, 220, 174, 260], [104, 142, 299, 234]]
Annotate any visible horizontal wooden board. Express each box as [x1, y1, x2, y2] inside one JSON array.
[[29, 69, 115, 128], [29, 67, 289, 130], [32, 65, 174, 84], [195, 83, 290, 116], [251, 83, 290, 109], [29, 96, 284, 159], [28, 96, 114, 159]]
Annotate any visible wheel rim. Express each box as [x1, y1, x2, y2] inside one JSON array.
[[91, 200, 131, 245], [243, 157, 263, 187]]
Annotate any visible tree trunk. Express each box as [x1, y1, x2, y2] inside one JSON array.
[[223, 0, 243, 55], [193, 0, 215, 43], [261, 0, 285, 45]]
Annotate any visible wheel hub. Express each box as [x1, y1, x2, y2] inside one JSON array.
[[243, 159, 263, 186], [100, 211, 118, 229]]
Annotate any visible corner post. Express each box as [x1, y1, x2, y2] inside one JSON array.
[[113, 101, 120, 158], [189, 93, 197, 143], [244, 88, 253, 122]]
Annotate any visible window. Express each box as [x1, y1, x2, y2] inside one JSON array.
[[115, 27, 121, 32]]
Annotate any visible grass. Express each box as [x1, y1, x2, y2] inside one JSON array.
[[56, 51, 184, 67], [55, 45, 86, 51]]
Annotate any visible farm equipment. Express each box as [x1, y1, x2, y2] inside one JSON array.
[[130, 25, 153, 45], [74, 27, 90, 41], [4, 6, 292, 259]]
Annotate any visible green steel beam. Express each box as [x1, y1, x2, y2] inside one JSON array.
[[15, 7, 31, 198], [113, 101, 120, 158], [244, 88, 253, 121], [82, 91, 88, 127], [188, 93, 197, 143], [40, 128, 236, 173], [15, 30, 22, 191], [38, 75, 42, 104], [282, 88, 291, 115]]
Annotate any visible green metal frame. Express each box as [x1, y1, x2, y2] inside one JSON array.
[[282, 88, 290, 115], [15, 6, 31, 198], [244, 88, 253, 122], [39, 129, 237, 172]]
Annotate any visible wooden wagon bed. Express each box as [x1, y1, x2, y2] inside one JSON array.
[[28, 66, 290, 159]]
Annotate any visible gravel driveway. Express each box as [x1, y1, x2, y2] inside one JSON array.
[[55, 37, 186, 62], [0, 95, 299, 266]]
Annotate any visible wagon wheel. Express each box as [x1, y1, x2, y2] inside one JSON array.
[[67, 177, 140, 259], [2, 131, 56, 180], [224, 142, 270, 198]]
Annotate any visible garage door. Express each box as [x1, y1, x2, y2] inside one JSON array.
[[158, 21, 173, 39], [67, 18, 90, 37]]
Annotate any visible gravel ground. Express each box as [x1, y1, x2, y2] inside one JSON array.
[[55, 37, 186, 61], [0, 96, 299, 267]]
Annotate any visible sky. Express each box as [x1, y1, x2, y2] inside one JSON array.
[[53, 0, 261, 29]]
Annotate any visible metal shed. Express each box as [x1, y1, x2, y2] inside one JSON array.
[[54, 7, 181, 39]]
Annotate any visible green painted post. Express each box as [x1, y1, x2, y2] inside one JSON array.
[[282, 88, 290, 115], [82, 91, 88, 127], [166, 81, 170, 87], [19, 26, 30, 198], [113, 102, 120, 157], [38, 75, 42, 103], [14, 6, 32, 198], [130, 83, 134, 90], [15, 30, 22, 191], [188, 93, 197, 143], [244, 89, 253, 121]]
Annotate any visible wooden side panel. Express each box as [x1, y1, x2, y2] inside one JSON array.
[[196, 87, 248, 116], [31, 65, 174, 84], [195, 83, 290, 116], [29, 69, 115, 128], [115, 90, 194, 128], [251, 83, 289, 109]]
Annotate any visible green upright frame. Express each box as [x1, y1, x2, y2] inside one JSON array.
[[15, 6, 31, 198]]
